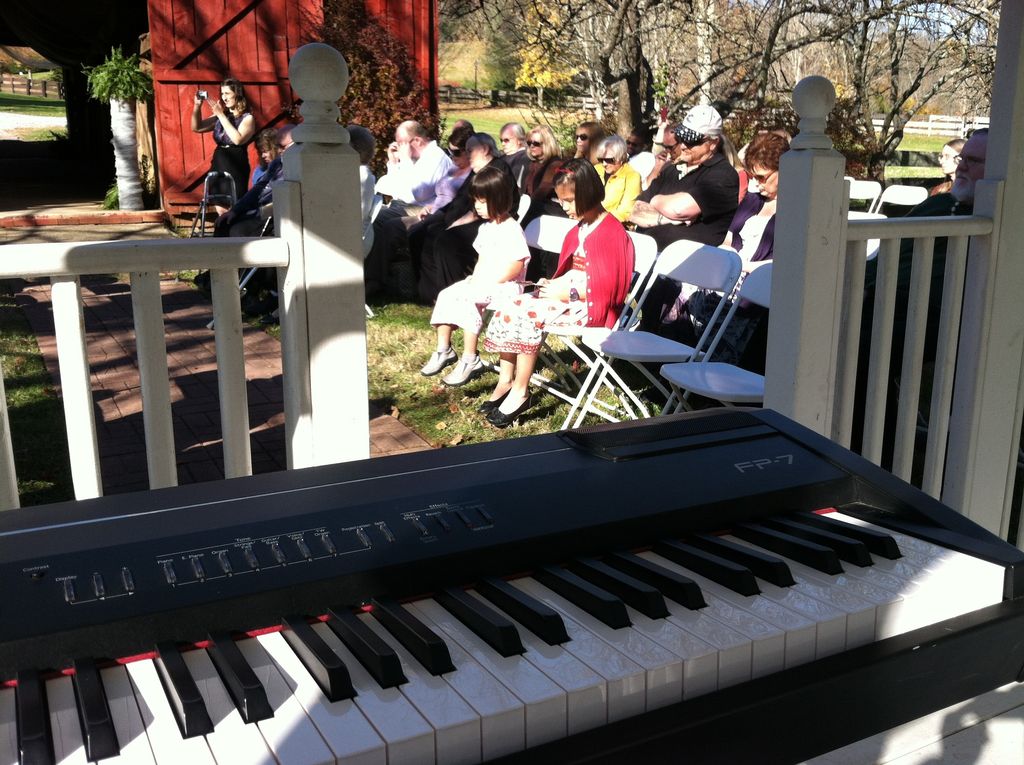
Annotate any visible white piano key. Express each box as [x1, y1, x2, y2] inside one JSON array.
[[410, 598, 567, 749], [612, 605, 719, 700], [829, 513, 1006, 616], [180, 648, 276, 765], [760, 576, 877, 651], [652, 594, 753, 689], [233, 637, 337, 765], [747, 579, 853, 657], [638, 552, 791, 677], [511, 577, 684, 711], [723, 535, 911, 640], [98, 665, 156, 765], [46, 676, 87, 764], [124, 660, 216, 765], [257, 630, 387, 765], [0, 688, 16, 765], [370, 618, 525, 763], [359, 613, 482, 764], [474, 583, 646, 725], [312, 621, 437, 764], [463, 589, 608, 734]]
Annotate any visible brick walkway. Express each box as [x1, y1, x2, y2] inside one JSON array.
[[17, 275, 430, 495]]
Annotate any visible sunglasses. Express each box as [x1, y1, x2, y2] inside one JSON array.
[[750, 169, 777, 184], [673, 125, 708, 147], [576, 134, 590, 142], [598, 157, 618, 164], [449, 147, 463, 156], [526, 140, 543, 147]]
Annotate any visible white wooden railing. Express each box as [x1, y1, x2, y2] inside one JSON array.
[[0, 43, 370, 510], [767, 64, 1024, 547]]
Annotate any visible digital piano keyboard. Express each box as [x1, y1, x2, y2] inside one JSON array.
[[1, 409, 1022, 765]]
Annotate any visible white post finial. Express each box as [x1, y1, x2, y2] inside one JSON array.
[[790, 76, 836, 151], [288, 43, 350, 144]]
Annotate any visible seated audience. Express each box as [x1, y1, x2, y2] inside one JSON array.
[[250, 128, 279, 187], [629, 105, 739, 251], [520, 124, 566, 221], [595, 135, 642, 221], [347, 124, 377, 242], [574, 121, 606, 165], [481, 159, 635, 428], [626, 125, 656, 189], [500, 122, 530, 190], [413, 133, 519, 304], [930, 137, 965, 196], [214, 124, 294, 237], [420, 165, 531, 387]]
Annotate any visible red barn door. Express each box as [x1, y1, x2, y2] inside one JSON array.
[[147, 0, 322, 213]]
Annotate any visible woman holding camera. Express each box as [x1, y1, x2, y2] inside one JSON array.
[[191, 78, 256, 214]]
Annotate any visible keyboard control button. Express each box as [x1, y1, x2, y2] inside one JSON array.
[[216, 550, 233, 575], [91, 572, 106, 599], [356, 528, 371, 547], [412, 518, 430, 536], [121, 567, 136, 593], [320, 533, 338, 555], [243, 547, 260, 570], [162, 561, 177, 585], [378, 523, 396, 543], [269, 540, 288, 565], [190, 558, 206, 581], [295, 537, 313, 560], [434, 514, 451, 532], [63, 579, 77, 603]]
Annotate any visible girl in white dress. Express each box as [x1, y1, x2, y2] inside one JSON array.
[[419, 164, 530, 386]]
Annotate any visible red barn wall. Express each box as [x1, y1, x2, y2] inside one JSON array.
[[147, 0, 437, 214]]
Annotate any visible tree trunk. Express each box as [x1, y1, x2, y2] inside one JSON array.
[[110, 98, 143, 210]]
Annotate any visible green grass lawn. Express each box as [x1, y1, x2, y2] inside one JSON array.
[[0, 91, 65, 118], [0, 287, 72, 505]]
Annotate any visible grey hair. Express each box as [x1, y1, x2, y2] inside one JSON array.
[[501, 122, 526, 141], [596, 135, 629, 164]]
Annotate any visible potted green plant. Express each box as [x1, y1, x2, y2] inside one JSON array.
[[84, 47, 152, 211]]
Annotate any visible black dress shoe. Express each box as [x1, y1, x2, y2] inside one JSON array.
[[477, 391, 509, 415], [487, 394, 533, 428]]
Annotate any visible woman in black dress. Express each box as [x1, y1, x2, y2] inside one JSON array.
[[191, 78, 256, 214]]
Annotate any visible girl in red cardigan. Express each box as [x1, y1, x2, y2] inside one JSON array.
[[482, 159, 635, 427]]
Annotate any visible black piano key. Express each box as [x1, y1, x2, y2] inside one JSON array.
[[435, 587, 525, 657], [71, 658, 120, 761], [154, 642, 214, 738], [15, 669, 55, 765], [327, 608, 408, 688], [790, 512, 902, 559], [603, 551, 708, 609], [567, 558, 670, 618], [533, 566, 631, 629], [732, 523, 844, 574], [476, 577, 570, 645], [281, 615, 356, 702], [653, 539, 761, 596], [370, 598, 455, 675], [206, 632, 274, 724], [687, 533, 797, 587], [762, 517, 873, 567]]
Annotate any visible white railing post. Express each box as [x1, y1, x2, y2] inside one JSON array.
[[277, 43, 369, 468], [944, 0, 1024, 542], [763, 76, 848, 437], [0, 372, 19, 510]]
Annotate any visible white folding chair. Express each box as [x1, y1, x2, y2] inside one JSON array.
[[543, 232, 659, 428], [846, 178, 882, 211], [869, 183, 928, 214], [567, 240, 743, 427], [659, 262, 773, 409]]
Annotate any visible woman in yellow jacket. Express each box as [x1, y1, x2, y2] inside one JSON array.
[[595, 135, 642, 222]]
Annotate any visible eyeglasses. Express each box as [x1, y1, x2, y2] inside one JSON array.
[[576, 134, 590, 142], [673, 125, 708, 147], [662, 141, 678, 150], [598, 157, 617, 164], [526, 140, 543, 147], [750, 169, 777, 184], [955, 153, 983, 166], [449, 147, 463, 156]]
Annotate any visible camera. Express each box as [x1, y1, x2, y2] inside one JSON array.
[[197, 90, 208, 100]]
